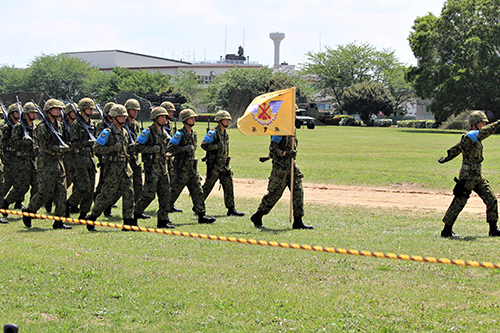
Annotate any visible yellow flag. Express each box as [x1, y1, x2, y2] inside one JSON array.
[[237, 87, 296, 136]]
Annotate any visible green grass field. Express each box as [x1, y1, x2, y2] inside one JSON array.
[[2, 126, 500, 332]]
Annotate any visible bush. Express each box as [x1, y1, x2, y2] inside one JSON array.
[[397, 120, 436, 128], [374, 119, 393, 127]]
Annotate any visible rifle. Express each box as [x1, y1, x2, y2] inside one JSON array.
[[15, 96, 31, 140], [93, 99, 112, 128], [207, 115, 211, 133], [66, 96, 96, 141], [0, 100, 15, 128], [62, 112, 71, 135], [31, 100, 67, 146]]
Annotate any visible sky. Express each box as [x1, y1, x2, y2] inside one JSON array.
[[0, 0, 445, 69]]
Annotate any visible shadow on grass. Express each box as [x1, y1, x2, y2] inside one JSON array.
[[18, 227, 51, 233], [398, 129, 463, 135], [448, 236, 479, 241]]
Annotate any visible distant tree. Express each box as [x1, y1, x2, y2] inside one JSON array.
[[24, 53, 99, 100], [0, 65, 27, 94], [301, 41, 412, 111], [342, 81, 395, 123], [117, 69, 171, 98], [406, 0, 500, 122]]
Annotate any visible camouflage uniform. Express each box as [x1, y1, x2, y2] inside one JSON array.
[[125, 119, 143, 203], [135, 116, 173, 227], [61, 104, 77, 191], [167, 110, 215, 224], [440, 114, 500, 236], [0, 122, 16, 202], [4, 120, 38, 206], [201, 123, 243, 216], [67, 115, 96, 217], [25, 118, 68, 224], [89, 122, 135, 223], [251, 135, 313, 229]]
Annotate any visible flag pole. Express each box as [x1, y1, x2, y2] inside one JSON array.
[[289, 134, 295, 223]]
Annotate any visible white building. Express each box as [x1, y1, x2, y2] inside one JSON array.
[[65, 50, 262, 83]]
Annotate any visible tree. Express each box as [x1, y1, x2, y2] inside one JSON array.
[[406, 0, 500, 122], [0, 65, 27, 94], [342, 81, 395, 123], [301, 42, 412, 111], [23, 54, 100, 100]]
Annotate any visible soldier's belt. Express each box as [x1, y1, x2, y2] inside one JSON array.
[[105, 155, 127, 162], [15, 151, 34, 158], [462, 164, 481, 171]]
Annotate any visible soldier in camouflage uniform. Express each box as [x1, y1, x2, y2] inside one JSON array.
[[250, 129, 313, 230], [85, 104, 136, 231], [0, 104, 21, 213], [201, 110, 244, 217], [439, 111, 500, 238], [62, 102, 78, 193], [134, 107, 174, 228], [167, 109, 216, 224], [22, 99, 72, 229], [94, 102, 115, 217], [160, 101, 182, 213], [2, 102, 38, 214], [0, 157, 8, 223], [66, 98, 96, 221]]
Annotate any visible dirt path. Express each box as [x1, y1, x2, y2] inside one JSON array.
[[223, 178, 488, 214]]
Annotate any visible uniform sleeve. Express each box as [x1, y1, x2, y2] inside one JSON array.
[[34, 123, 52, 154], [10, 124, 23, 151], [201, 131, 219, 151], [478, 120, 500, 141], [440, 141, 462, 163], [93, 130, 116, 155]]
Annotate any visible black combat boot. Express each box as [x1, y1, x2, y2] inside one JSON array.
[[44, 199, 53, 213], [123, 218, 138, 231], [489, 222, 500, 237], [53, 220, 73, 230], [170, 206, 183, 213], [292, 216, 314, 230], [157, 219, 175, 229], [227, 207, 245, 217], [67, 202, 80, 214], [104, 205, 113, 217], [198, 214, 216, 224], [250, 211, 264, 228], [441, 223, 459, 238], [134, 212, 151, 219], [2, 200, 9, 217], [14, 201, 23, 209], [82, 214, 97, 232], [22, 207, 32, 228]]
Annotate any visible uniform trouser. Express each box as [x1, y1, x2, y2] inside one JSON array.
[[68, 164, 96, 215], [28, 169, 67, 217], [202, 164, 235, 209], [257, 164, 304, 218], [91, 166, 134, 219], [1, 159, 15, 199], [0, 165, 4, 208], [131, 162, 143, 203], [168, 169, 206, 215], [5, 159, 37, 204], [63, 157, 75, 190], [135, 164, 170, 221], [443, 177, 498, 226]]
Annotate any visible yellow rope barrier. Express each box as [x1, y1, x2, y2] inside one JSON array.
[[3, 208, 499, 269]]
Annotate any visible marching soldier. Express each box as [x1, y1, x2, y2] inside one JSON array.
[[250, 126, 313, 230], [160, 101, 182, 213], [166, 109, 216, 224], [22, 99, 72, 229], [201, 110, 244, 216], [134, 107, 174, 228], [2, 102, 38, 214], [66, 98, 96, 221], [85, 104, 136, 231], [439, 111, 500, 237], [1, 103, 21, 213], [95, 102, 115, 217]]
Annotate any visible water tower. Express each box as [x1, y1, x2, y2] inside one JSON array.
[[269, 32, 285, 66]]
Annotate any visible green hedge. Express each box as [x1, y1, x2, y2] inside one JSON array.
[[397, 120, 436, 128]]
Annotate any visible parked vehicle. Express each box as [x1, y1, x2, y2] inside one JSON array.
[[295, 109, 316, 129]]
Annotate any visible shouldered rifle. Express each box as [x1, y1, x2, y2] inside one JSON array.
[[207, 115, 210, 133], [0, 100, 15, 128], [15, 96, 31, 140], [62, 112, 71, 135], [31, 100, 67, 146], [66, 95, 95, 140], [94, 99, 112, 128]]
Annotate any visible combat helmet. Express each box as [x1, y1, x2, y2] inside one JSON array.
[[179, 109, 197, 122], [214, 110, 232, 122], [44, 99, 65, 112], [103, 102, 115, 116], [160, 101, 176, 111], [469, 111, 488, 126], [64, 103, 78, 115], [150, 107, 169, 120], [78, 97, 95, 111], [23, 102, 37, 114], [7, 103, 19, 114], [109, 104, 128, 118], [124, 99, 141, 111]]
